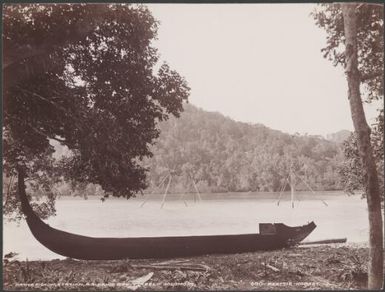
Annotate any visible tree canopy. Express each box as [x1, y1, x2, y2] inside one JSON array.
[[312, 3, 383, 101], [313, 3, 384, 199], [3, 3, 190, 212], [338, 110, 384, 199]]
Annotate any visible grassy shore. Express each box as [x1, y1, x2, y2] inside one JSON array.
[[4, 244, 372, 291]]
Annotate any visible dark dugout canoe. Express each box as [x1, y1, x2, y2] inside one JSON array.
[[17, 171, 316, 260]]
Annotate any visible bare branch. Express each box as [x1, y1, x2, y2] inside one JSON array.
[[9, 115, 66, 144], [15, 86, 86, 133], [16, 86, 68, 113]]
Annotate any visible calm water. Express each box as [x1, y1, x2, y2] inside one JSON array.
[[3, 191, 370, 260]]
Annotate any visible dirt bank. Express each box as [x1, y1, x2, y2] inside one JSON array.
[[3, 244, 373, 291]]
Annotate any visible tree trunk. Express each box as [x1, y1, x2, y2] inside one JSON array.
[[341, 4, 384, 289]]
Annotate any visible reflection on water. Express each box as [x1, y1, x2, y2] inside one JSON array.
[[3, 191, 369, 260]]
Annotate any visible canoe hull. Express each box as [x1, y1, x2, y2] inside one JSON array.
[[19, 169, 316, 260], [27, 214, 316, 260]]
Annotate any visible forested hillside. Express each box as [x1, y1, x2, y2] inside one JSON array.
[[144, 103, 344, 194], [3, 103, 346, 204]]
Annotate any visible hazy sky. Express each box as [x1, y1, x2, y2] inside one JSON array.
[[147, 4, 382, 137]]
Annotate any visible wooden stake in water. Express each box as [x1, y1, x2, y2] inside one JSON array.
[[161, 175, 172, 209], [276, 175, 289, 206], [294, 172, 328, 207], [290, 171, 295, 208], [140, 174, 168, 208], [191, 178, 202, 202]]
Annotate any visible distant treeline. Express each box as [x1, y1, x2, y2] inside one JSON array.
[[142, 104, 345, 194], [8, 103, 346, 200]]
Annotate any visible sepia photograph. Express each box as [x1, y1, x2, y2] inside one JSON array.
[[2, 2, 384, 291]]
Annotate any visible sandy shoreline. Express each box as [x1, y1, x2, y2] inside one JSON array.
[[4, 244, 374, 291]]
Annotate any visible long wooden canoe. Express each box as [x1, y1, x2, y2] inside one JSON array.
[[17, 170, 316, 260]]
